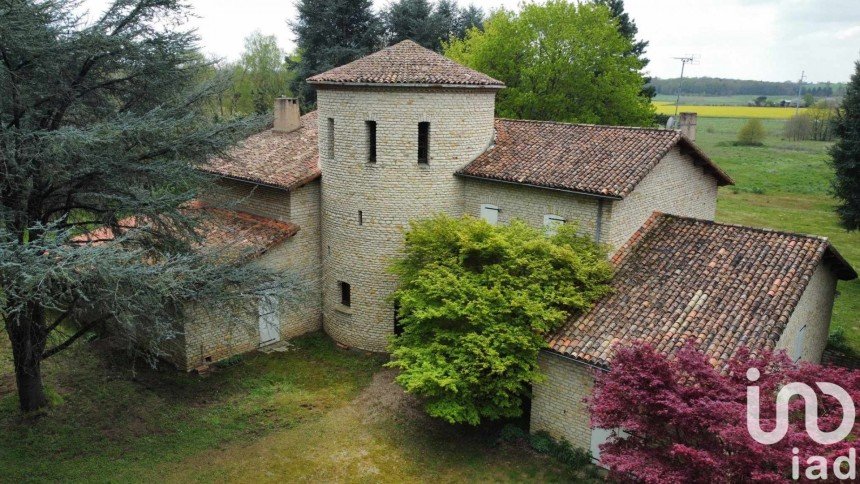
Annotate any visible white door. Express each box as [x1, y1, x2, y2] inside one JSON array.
[[258, 294, 281, 346], [480, 204, 500, 225]]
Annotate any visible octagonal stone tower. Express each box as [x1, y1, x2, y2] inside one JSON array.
[[308, 40, 504, 351]]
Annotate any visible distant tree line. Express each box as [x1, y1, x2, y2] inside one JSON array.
[[218, 0, 653, 127], [649, 77, 846, 98]]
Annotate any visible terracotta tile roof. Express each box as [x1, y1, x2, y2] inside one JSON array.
[[190, 205, 299, 256], [72, 203, 299, 258], [202, 111, 320, 191], [457, 119, 733, 198], [547, 213, 857, 368], [307, 40, 504, 88]]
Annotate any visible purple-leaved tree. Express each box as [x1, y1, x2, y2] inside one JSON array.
[[588, 344, 859, 483]]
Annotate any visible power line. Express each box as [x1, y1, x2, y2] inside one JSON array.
[[795, 70, 806, 114]]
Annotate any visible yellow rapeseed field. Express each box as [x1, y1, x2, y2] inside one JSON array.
[[653, 102, 803, 119]]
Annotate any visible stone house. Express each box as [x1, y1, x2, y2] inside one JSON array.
[[176, 40, 855, 456]]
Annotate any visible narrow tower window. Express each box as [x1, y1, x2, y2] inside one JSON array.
[[417, 122, 430, 164], [366, 121, 377, 163], [339, 281, 351, 307], [358, 210, 363, 225], [327, 117, 335, 158]]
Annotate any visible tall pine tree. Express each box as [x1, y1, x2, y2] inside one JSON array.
[[1, 0, 290, 414], [831, 59, 860, 231], [384, 0, 437, 49], [384, 0, 483, 51], [290, 0, 382, 108], [594, 0, 654, 99]]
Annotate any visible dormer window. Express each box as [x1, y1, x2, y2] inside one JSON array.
[[418, 122, 430, 164], [366, 121, 377, 163]]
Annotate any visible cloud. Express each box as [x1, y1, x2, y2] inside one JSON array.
[[835, 26, 860, 40]]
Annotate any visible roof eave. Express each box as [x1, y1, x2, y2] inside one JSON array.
[[823, 244, 858, 280], [200, 170, 321, 193], [541, 348, 610, 372], [677, 135, 735, 186], [455, 172, 623, 200], [308, 80, 505, 90]]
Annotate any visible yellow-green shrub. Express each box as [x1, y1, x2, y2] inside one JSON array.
[[387, 215, 613, 425]]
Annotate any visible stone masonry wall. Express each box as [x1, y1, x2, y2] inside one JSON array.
[[174, 179, 323, 371], [776, 263, 838, 363], [607, 147, 719, 249], [209, 178, 292, 222], [461, 178, 613, 243], [530, 351, 597, 451], [317, 86, 497, 352]]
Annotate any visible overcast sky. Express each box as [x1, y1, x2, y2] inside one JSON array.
[[79, 0, 860, 83]]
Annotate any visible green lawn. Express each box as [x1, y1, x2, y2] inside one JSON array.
[[0, 333, 593, 482], [694, 117, 860, 352]]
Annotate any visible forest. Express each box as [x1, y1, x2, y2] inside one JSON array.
[[649, 76, 846, 97]]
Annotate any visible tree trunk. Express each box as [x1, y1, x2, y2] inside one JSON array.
[[4, 303, 49, 414]]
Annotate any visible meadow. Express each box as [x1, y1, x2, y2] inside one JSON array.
[[654, 101, 803, 119], [653, 93, 794, 106], [697, 117, 859, 351], [0, 333, 596, 482]]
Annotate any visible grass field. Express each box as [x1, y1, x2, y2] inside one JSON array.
[[654, 101, 803, 119], [0, 333, 594, 482], [653, 94, 795, 106], [696, 117, 860, 351]]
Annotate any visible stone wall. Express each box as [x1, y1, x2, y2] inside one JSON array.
[[776, 263, 838, 363], [530, 351, 597, 451], [461, 178, 613, 243], [607, 147, 719, 249], [209, 178, 292, 222], [171, 179, 323, 371], [317, 86, 497, 352]]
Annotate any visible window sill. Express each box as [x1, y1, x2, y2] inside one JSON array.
[[334, 305, 353, 315]]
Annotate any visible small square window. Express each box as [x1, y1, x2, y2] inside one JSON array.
[[480, 204, 500, 225], [417, 122, 430, 164], [366, 121, 377, 163], [543, 214, 566, 235], [339, 281, 351, 307]]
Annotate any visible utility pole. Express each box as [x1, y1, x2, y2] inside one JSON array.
[[673, 55, 696, 127], [795, 70, 806, 114]]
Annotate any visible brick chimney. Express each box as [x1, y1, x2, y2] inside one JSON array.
[[274, 98, 300, 133], [678, 112, 697, 142]]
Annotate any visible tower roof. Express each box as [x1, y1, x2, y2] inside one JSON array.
[[306, 40, 504, 88]]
